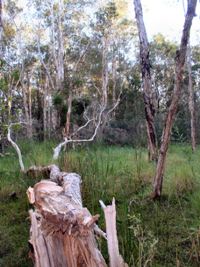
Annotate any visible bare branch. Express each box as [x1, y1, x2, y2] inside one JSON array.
[[71, 118, 94, 138], [7, 123, 25, 172], [53, 106, 105, 159], [73, 41, 91, 73]]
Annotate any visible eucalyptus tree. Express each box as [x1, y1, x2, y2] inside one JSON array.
[[0, 1, 23, 127], [152, 0, 197, 199], [0, 0, 3, 55], [182, 0, 196, 151], [85, 1, 136, 137], [53, 0, 137, 158], [133, 0, 158, 161]]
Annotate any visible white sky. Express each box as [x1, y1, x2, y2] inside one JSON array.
[[129, 0, 200, 45], [16, 0, 200, 45]]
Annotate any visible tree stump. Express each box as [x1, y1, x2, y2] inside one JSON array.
[[27, 165, 107, 267]]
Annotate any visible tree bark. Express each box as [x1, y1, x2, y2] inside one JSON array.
[[43, 76, 48, 139], [187, 42, 196, 151], [22, 82, 32, 139], [65, 91, 72, 138], [57, 0, 64, 91], [27, 165, 107, 267], [133, 0, 157, 161], [152, 0, 197, 199], [28, 78, 33, 139], [0, 0, 2, 29], [0, 0, 3, 57]]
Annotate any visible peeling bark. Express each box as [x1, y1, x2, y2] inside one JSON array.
[[27, 165, 107, 267], [133, 0, 157, 161], [152, 0, 197, 199]]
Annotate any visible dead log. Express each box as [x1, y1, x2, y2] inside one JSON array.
[[27, 164, 107, 267]]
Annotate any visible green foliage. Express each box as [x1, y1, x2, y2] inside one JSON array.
[[53, 93, 63, 107], [0, 78, 8, 92], [59, 144, 200, 266], [95, 1, 118, 32], [11, 69, 20, 82], [128, 214, 158, 267], [1, 142, 200, 266], [52, 94, 91, 127]]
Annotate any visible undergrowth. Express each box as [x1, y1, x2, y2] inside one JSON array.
[[0, 141, 200, 266]]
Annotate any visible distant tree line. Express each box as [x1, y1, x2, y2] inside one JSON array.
[[0, 0, 199, 153]]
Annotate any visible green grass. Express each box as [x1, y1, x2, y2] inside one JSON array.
[[1, 142, 200, 266]]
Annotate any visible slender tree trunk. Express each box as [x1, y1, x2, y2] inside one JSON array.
[[65, 91, 72, 138], [22, 84, 32, 139], [27, 72, 33, 138], [47, 90, 51, 139], [35, 82, 43, 140], [96, 36, 109, 141], [57, 0, 64, 91], [43, 78, 47, 139], [187, 42, 196, 151], [102, 36, 108, 109], [133, 0, 157, 161], [152, 0, 197, 199], [0, 0, 2, 29], [0, 0, 3, 57], [112, 54, 117, 118]]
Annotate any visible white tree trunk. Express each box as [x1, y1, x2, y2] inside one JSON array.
[[100, 199, 128, 267], [22, 84, 32, 139], [187, 42, 196, 151], [7, 123, 25, 172]]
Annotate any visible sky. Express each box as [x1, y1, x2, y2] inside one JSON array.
[[128, 0, 200, 45], [16, 0, 200, 45]]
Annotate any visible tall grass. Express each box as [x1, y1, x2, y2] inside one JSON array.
[[1, 142, 200, 266]]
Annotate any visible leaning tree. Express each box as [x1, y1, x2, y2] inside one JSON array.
[[152, 0, 197, 198]]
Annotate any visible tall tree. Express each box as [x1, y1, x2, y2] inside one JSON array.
[[182, 0, 196, 151], [133, 0, 157, 161], [0, 0, 2, 43], [187, 41, 196, 151], [152, 0, 197, 199]]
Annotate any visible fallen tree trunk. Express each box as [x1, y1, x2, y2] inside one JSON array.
[[27, 165, 106, 267], [27, 165, 127, 267]]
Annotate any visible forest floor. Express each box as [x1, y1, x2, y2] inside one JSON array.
[[1, 141, 200, 267]]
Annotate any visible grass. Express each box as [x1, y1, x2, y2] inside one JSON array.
[[1, 141, 200, 266]]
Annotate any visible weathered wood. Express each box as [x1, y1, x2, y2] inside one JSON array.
[[27, 165, 107, 267], [100, 199, 128, 267], [7, 123, 25, 172]]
